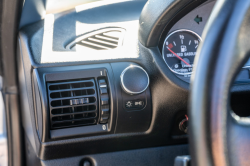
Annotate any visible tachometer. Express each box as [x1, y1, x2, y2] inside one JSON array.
[[162, 29, 202, 75]]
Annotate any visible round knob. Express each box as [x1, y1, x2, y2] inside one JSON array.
[[120, 65, 149, 95]]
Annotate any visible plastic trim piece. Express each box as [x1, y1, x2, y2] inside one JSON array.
[[34, 65, 116, 141], [41, 145, 189, 166], [50, 124, 109, 139]]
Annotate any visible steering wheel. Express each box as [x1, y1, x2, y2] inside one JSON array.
[[189, 0, 250, 166]]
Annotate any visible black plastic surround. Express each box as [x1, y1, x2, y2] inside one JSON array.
[[34, 67, 114, 140], [32, 63, 152, 141]]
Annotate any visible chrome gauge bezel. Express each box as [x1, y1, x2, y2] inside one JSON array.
[[162, 29, 202, 75]]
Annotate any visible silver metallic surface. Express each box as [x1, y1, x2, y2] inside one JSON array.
[[120, 65, 149, 95]]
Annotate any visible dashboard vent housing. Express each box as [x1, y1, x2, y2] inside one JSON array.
[[66, 27, 125, 50], [47, 79, 98, 129]]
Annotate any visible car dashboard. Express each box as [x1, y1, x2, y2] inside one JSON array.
[[17, 0, 250, 165]]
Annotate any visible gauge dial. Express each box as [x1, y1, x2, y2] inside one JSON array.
[[162, 29, 202, 75]]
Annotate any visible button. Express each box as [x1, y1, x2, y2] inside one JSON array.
[[134, 101, 144, 107], [101, 98, 109, 105], [101, 108, 110, 116], [100, 87, 107, 94], [125, 101, 133, 108], [125, 100, 144, 109], [99, 107, 109, 124], [100, 116, 109, 124], [99, 79, 107, 88]]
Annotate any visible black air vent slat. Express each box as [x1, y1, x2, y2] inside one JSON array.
[[49, 80, 94, 90], [47, 78, 98, 129], [49, 87, 94, 93], [50, 103, 96, 109], [50, 95, 96, 101], [52, 110, 97, 117], [50, 89, 95, 98], [52, 115, 96, 123]]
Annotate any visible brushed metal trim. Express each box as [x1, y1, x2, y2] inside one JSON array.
[[120, 65, 149, 95]]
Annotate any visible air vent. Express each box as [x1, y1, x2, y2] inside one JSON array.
[[66, 27, 125, 50], [47, 79, 98, 129]]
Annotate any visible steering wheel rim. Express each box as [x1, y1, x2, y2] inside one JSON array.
[[189, 0, 250, 166]]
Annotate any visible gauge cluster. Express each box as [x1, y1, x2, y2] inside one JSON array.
[[160, 0, 250, 83], [162, 29, 201, 76], [159, 0, 215, 83]]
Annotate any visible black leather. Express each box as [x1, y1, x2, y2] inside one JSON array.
[[189, 0, 250, 166]]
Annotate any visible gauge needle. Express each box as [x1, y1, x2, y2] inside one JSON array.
[[167, 47, 191, 66]]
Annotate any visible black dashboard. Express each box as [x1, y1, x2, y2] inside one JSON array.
[[17, 0, 250, 165]]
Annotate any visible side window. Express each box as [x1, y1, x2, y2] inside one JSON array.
[[0, 76, 8, 166]]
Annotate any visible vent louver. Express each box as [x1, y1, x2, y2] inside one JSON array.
[[47, 79, 98, 129], [66, 27, 125, 50]]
